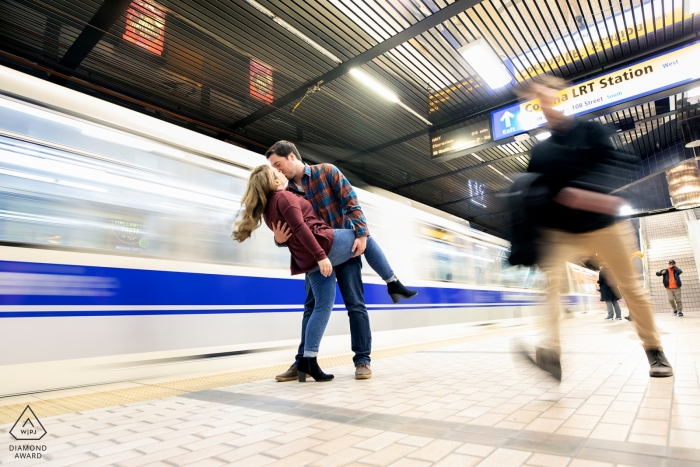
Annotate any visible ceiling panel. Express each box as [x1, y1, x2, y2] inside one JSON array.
[[0, 0, 698, 236]]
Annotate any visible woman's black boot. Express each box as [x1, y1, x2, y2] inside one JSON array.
[[298, 357, 333, 382], [387, 279, 418, 303]]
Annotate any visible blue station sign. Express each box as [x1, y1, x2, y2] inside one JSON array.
[[491, 41, 700, 141]]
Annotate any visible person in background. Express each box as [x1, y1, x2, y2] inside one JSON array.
[[656, 260, 683, 317], [515, 75, 673, 380], [598, 262, 621, 320]]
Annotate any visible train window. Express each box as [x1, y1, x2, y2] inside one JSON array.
[[0, 103, 290, 270]]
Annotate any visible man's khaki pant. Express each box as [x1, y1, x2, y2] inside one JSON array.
[[539, 221, 662, 353], [666, 288, 682, 312]]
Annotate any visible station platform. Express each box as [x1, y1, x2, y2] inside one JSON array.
[[1, 312, 699, 467]]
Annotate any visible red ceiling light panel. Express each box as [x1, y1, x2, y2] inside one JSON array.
[[123, 0, 165, 56], [250, 60, 273, 103]]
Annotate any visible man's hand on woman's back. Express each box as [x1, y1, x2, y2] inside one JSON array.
[[273, 221, 292, 245]]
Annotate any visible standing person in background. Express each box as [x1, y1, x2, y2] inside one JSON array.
[[598, 263, 621, 320], [513, 75, 673, 380], [657, 260, 683, 317], [266, 141, 377, 381]]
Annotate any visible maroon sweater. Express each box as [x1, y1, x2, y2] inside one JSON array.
[[263, 190, 334, 275]]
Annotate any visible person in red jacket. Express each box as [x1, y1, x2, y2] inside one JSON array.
[[656, 260, 683, 317], [232, 165, 416, 382]]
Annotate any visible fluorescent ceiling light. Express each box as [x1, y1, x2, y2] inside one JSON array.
[[349, 69, 399, 103], [487, 165, 513, 182], [244, 0, 342, 64], [535, 132, 552, 141], [458, 38, 512, 90], [471, 153, 484, 161], [349, 68, 431, 126], [397, 102, 432, 126]]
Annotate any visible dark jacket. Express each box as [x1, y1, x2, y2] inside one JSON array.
[[656, 267, 682, 288], [264, 190, 334, 275], [507, 173, 551, 266], [527, 120, 638, 233], [598, 270, 619, 301]]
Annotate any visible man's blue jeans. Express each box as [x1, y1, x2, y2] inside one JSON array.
[[295, 256, 371, 365]]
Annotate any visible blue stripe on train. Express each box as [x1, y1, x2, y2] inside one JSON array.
[[0, 302, 539, 318], [0, 260, 542, 313]]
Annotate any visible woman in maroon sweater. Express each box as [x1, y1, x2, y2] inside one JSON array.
[[232, 165, 415, 381]]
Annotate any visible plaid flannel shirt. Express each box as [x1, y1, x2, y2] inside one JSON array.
[[288, 163, 369, 237]]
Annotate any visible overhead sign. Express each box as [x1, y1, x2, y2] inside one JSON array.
[[250, 60, 273, 104], [430, 119, 491, 158], [492, 41, 700, 141], [123, 0, 165, 56]]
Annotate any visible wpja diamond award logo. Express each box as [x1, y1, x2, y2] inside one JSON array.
[[8, 406, 47, 459]]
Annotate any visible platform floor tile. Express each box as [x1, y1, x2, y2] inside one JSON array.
[[1, 313, 699, 467]]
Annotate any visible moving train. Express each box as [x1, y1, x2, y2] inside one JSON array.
[[0, 65, 599, 395]]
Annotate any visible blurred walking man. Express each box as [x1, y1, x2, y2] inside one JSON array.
[[517, 76, 673, 379], [657, 260, 683, 317]]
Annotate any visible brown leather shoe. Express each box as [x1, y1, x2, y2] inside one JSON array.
[[355, 363, 372, 380], [276, 364, 300, 382]]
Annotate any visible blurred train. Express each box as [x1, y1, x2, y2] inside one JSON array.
[[0, 65, 600, 395]]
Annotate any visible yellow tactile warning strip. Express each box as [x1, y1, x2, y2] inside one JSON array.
[[0, 322, 547, 425]]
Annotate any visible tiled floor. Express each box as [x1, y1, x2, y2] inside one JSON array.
[[1, 313, 699, 467]]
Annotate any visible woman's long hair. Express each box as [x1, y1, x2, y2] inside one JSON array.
[[232, 165, 276, 242]]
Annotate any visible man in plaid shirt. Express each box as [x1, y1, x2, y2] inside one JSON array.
[[266, 141, 373, 380]]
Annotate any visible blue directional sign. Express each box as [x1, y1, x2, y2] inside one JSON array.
[[491, 105, 539, 141]]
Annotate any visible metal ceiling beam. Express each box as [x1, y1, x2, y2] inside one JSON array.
[[394, 151, 528, 191], [221, 0, 480, 137], [49, 0, 133, 85]]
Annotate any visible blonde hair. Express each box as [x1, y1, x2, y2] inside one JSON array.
[[516, 75, 568, 100], [231, 165, 276, 242]]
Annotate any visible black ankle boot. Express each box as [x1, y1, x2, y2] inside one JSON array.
[[646, 349, 673, 377], [387, 279, 417, 304], [297, 357, 333, 382]]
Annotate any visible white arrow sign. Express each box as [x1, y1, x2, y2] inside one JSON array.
[[500, 111, 515, 127]]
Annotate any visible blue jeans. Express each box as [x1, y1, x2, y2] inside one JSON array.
[[326, 230, 394, 281], [298, 231, 392, 359], [295, 251, 374, 365]]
